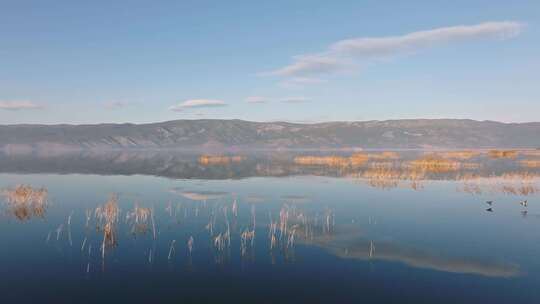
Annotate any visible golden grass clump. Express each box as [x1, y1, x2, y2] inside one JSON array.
[[406, 157, 479, 173], [362, 168, 403, 180], [349, 152, 369, 165], [459, 171, 539, 196], [294, 153, 368, 167], [357, 168, 426, 190], [368, 161, 397, 169], [102, 222, 116, 248], [294, 155, 349, 166], [126, 203, 151, 224], [95, 195, 121, 258], [407, 157, 461, 172], [198, 155, 244, 165], [367, 151, 400, 160], [519, 160, 540, 168], [2, 184, 48, 205], [95, 195, 120, 224], [1, 185, 48, 221], [499, 171, 540, 181], [499, 184, 538, 196], [488, 150, 519, 159], [126, 203, 152, 235], [436, 150, 481, 160]]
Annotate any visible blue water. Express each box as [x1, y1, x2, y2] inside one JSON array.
[[1, 153, 539, 303]]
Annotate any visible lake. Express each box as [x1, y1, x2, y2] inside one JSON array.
[[1, 150, 539, 303]]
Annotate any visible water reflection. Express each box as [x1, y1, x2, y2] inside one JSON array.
[[1, 150, 539, 303], [310, 228, 520, 277], [176, 190, 229, 201], [1, 150, 538, 194], [1, 185, 523, 280]]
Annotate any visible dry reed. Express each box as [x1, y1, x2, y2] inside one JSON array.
[[198, 155, 244, 165], [1, 185, 48, 221], [520, 160, 540, 168], [488, 150, 519, 159]]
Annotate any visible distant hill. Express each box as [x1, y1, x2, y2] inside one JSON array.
[[1, 119, 539, 151]]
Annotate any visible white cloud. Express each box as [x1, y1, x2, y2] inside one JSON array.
[[169, 99, 227, 112], [0, 100, 43, 111], [245, 96, 269, 104], [270, 55, 346, 77], [267, 21, 525, 78]]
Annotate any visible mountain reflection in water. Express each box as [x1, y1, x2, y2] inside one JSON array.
[[0, 149, 539, 303], [1, 149, 539, 194]]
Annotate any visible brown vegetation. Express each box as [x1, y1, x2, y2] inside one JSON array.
[[488, 150, 519, 159], [519, 160, 540, 168], [367, 151, 400, 160], [1, 185, 48, 221], [406, 157, 479, 173], [198, 155, 244, 165], [349, 168, 426, 190], [435, 150, 482, 160], [294, 153, 369, 167], [95, 195, 120, 255]]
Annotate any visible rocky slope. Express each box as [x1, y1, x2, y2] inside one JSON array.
[[1, 119, 539, 150]]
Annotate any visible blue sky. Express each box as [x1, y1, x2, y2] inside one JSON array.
[[1, 0, 539, 124]]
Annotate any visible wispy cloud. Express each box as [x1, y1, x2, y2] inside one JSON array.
[[104, 101, 135, 110], [245, 96, 311, 104], [0, 100, 43, 111], [279, 97, 311, 103], [267, 21, 525, 79], [245, 96, 269, 104], [169, 99, 227, 112]]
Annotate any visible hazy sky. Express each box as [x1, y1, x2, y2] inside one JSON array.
[[1, 0, 539, 124]]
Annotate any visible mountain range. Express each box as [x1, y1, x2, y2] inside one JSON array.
[[1, 119, 539, 151]]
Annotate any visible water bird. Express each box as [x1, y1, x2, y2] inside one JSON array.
[[520, 200, 528, 207], [486, 200, 493, 205], [486, 207, 493, 212]]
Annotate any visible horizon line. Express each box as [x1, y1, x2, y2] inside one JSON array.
[[1, 117, 540, 127]]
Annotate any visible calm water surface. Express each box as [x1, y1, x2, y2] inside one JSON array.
[[1, 150, 539, 303]]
